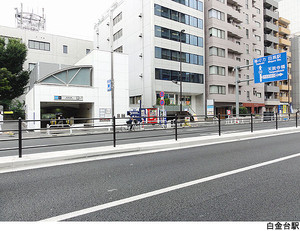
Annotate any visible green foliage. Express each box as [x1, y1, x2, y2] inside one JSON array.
[[0, 38, 29, 103], [233, 107, 248, 115], [9, 99, 25, 119]]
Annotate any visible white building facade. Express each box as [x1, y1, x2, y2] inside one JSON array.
[[0, 25, 93, 71], [95, 0, 206, 115], [25, 50, 129, 129]]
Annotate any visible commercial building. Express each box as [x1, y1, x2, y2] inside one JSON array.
[[0, 25, 93, 72], [204, 0, 265, 116], [95, 0, 206, 115]]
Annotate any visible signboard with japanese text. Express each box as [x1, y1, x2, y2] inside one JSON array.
[[254, 52, 288, 84]]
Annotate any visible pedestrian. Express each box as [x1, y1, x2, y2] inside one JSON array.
[[127, 112, 134, 131]]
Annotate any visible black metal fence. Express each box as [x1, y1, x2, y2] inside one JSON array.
[[0, 112, 299, 158]]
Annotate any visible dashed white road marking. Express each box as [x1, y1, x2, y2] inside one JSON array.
[[40, 152, 300, 222]]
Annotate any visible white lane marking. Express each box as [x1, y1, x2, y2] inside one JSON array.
[[40, 152, 300, 222]]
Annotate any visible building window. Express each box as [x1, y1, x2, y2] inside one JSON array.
[[171, 0, 203, 12], [155, 26, 203, 48], [246, 29, 249, 39], [245, 14, 249, 24], [113, 12, 122, 26], [209, 27, 225, 39], [255, 21, 261, 28], [209, 46, 225, 57], [209, 65, 225, 76], [114, 46, 123, 53], [247, 75, 250, 86], [257, 93, 261, 98], [63, 45, 68, 54], [255, 49, 261, 55], [28, 63, 36, 71], [255, 35, 261, 41], [113, 29, 123, 41], [86, 49, 91, 54], [155, 47, 204, 66], [216, 0, 224, 3], [246, 44, 249, 54], [155, 68, 204, 84], [154, 4, 203, 30], [130, 95, 141, 105], [210, 85, 226, 95], [28, 40, 50, 51], [208, 9, 225, 21]]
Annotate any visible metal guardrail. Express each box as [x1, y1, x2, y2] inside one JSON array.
[[0, 112, 299, 158]]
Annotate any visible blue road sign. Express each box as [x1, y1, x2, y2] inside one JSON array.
[[107, 80, 112, 92], [253, 52, 288, 84]]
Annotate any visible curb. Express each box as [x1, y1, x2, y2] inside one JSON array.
[[1, 127, 300, 170]]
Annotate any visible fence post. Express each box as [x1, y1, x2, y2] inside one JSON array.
[[251, 113, 253, 133], [276, 113, 278, 130], [113, 116, 116, 147], [218, 113, 221, 136], [18, 117, 22, 158], [175, 114, 178, 141]]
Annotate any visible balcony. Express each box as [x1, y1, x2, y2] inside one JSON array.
[[227, 40, 243, 54], [279, 49, 291, 57], [279, 38, 291, 46], [279, 27, 291, 35], [265, 98, 280, 106], [280, 96, 291, 103], [264, 21, 279, 32], [265, 85, 279, 93], [265, 34, 279, 44], [279, 85, 292, 91], [279, 17, 290, 26], [265, 46, 279, 55], [227, 24, 243, 39], [264, 0, 279, 9], [264, 9, 279, 20]]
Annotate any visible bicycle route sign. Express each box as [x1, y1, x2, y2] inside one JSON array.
[[253, 52, 288, 84]]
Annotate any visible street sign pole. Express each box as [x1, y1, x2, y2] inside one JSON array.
[[235, 66, 240, 118]]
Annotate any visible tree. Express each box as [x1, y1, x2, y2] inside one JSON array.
[[0, 38, 29, 109]]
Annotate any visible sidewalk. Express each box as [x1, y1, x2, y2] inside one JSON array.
[[1, 126, 300, 171]]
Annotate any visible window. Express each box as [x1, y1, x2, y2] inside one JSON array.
[[209, 47, 225, 57], [208, 9, 225, 21], [257, 93, 261, 98], [155, 68, 203, 84], [113, 12, 122, 26], [28, 40, 50, 51], [63, 45, 68, 54], [209, 66, 225, 76], [113, 29, 123, 41], [246, 0, 249, 9], [255, 35, 261, 41], [245, 14, 249, 24], [154, 4, 203, 30], [216, 0, 224, 3], [130, 96, 142, 105], [246, 44, 249, 54], [255, 21, 261, 28], [247, 75, 250, 86], [28, 63, 36, 71], [210, 85, 226, 94], [246, 29, 249, 39], [86, 49, 91, 54], [255, 49, 261, 55], [155, 47, 204, 66], [171, 0, 203, 12], [209, 28, 225, 39], [114, 46, 123, 53]]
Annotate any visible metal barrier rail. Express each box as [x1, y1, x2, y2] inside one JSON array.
[[0, 112, 299, 158]]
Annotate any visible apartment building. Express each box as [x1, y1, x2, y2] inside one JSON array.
[[205, 0, 265, 116], [95, 0, 206, 115], [263, 0, 280, 112], [291, 34, 300, 111], [277, 17, 292, 113], [277, 0, 300, 34], [0, 25, 93, 72]]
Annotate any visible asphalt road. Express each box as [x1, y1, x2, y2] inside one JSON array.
[[0, 119, 298, 157], [1, 131, 300, 221]]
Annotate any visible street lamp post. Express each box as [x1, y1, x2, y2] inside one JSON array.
[[179, 29, 185, 115]]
